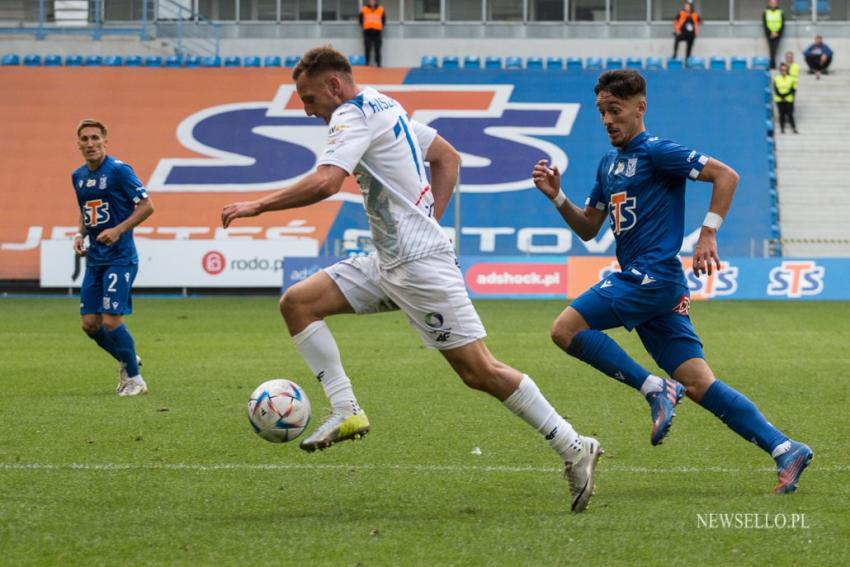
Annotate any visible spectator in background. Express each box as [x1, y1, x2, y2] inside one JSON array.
[[774, 63, 798, 134], [784, 51, 800, 85], [672, 1, 700, 65], [763, 0, 784, 70], [804, 35, 833, 79], [359, 0, 385, 68]]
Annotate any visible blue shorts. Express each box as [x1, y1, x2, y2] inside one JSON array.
[[80, 264, 138, 315], [570, 269, 704, 376]]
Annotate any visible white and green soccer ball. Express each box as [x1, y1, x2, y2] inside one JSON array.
[[247, 379, 311, 443]]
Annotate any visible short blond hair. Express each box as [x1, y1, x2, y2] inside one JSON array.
[[77, 119, 107, 138]]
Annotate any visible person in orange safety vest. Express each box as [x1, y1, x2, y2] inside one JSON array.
[[360, 0, 386, 67], [672, 1, 701, 65]]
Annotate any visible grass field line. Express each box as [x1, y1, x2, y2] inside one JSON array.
[[2, 462, 847, 474]]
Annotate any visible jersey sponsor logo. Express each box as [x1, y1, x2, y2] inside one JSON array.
[[425, 312, 445, 329], [608, 191, 637, 235], [686, 261, 738, 299], [85, 178, 96, 188], [767, 260, 825, 298], [148, 84, 579, 196], [83, 199, 110, 227]]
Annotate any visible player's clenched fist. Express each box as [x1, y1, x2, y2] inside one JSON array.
[[221, 201, 261, 228], [531, 159, 561, 200]]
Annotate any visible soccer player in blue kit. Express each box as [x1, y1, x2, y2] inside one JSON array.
[[532, 70, 812, 494], [73, 119, 154, 396]]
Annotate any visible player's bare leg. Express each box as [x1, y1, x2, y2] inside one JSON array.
[[441, 340, 602, 513], [281, 271, 369, 451]]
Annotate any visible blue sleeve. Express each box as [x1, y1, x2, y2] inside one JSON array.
[[117, 163, 149, 203], [824, 44, 834, 57], [584, 156, 608, 211], [648, 139, 709, 181], [804, 44, 813, 57]]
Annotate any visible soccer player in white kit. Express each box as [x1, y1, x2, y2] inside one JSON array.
[[222, 46, 603, 512]]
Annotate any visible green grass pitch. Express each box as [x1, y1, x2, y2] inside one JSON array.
[[1, 297, 848, 565]]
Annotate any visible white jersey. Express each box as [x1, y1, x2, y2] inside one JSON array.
[[316, 87, 453, 269]]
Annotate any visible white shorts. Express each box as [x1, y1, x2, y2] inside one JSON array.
[[324, 253, 487, 350]]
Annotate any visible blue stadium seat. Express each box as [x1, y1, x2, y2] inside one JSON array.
[[348, 54, 366, 66], [284, 55, 300, 67], [606, 57, 623, 69], [420, 55, 437, 69], [165, 55, 182, 68], [484, 56, 502, 69], [243, 55, 261, 67], [505, 56, 523, 70], [85, 55, 103, 66], [463, 56, 481, 69], [145, 55, 163, 67], [730, 56, 747, 70], [442, 56, 460, 69], [546, 57, 563, 70], [709, 56, 726, 70], [626, 57, 643, 69], [44, 54, 62, 66], [264, 55, 282, 67], [687, 56, 705, 69], [125, 55, 143, 67], [23, 54, 42, 66], [751, 56, 770, 70], [185, 55, 202, 68], [764, 86, 772, 104], [201, 56, 222, 67], [585, 57, 603, 71], [566, 57, 582, 71], [526, 57, 543, 70], [645, 57, 663, 70], [224, 56, 241, 67], [65, 54, 83, 66], [2, 54, 20, 65], [104, 55, 123, 66], [766, 137, 775, 154], [766, 119, 774, 136], [666, 58, 684, 70]]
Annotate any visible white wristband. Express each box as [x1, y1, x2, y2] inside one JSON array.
[[551, 189, 567, 208], [702, 212, 723, 230], [74, 232, 84, 240]]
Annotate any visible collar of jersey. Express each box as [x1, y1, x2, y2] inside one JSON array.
[[619, 131, 649, 154]]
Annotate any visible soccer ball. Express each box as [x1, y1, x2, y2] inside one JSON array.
[[247, 379, 311, 443]]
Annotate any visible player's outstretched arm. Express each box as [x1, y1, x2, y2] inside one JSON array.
[[73, 214, 87, 256], [531, 160, 606, 241], [95, 197, 155, 247], [693, 158, 739, 276], [425, 134, 461, 221], [221, 165, 346, 228]]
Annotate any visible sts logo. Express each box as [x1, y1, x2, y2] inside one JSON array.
[[83, 199, 110, 227], [148, 84, 579, 197], [608, 192, 637, 235], [767, 261, 825, 298], [686, 261, 738, 299]]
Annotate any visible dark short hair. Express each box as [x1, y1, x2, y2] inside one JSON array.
[[292, 45, 352, 81], [594, 70, 647, 99], [77, 119, 107, 138]]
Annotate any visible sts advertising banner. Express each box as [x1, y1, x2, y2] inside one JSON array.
[[1, 67, 773, 283]]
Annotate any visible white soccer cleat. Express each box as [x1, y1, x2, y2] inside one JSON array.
[[299, 410, 370, 452], [564, 436, 603, 513], [116, 355, 143, 394], [119, 376, 148, 397]]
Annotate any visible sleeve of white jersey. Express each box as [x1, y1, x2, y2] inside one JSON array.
[[410, 119, 438, 156], [315, 105, 372, 174]]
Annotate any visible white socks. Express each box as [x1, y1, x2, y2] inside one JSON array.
[[503, 375, 583, 463], [640, 374, 665, 397], [292, 321, 360, 415]]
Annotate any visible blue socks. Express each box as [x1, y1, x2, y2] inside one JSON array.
[[105, 324, 140, 377], [88, 326, 122, 363], [698, 379, 788, 454], [566, 330, 650, 391]]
